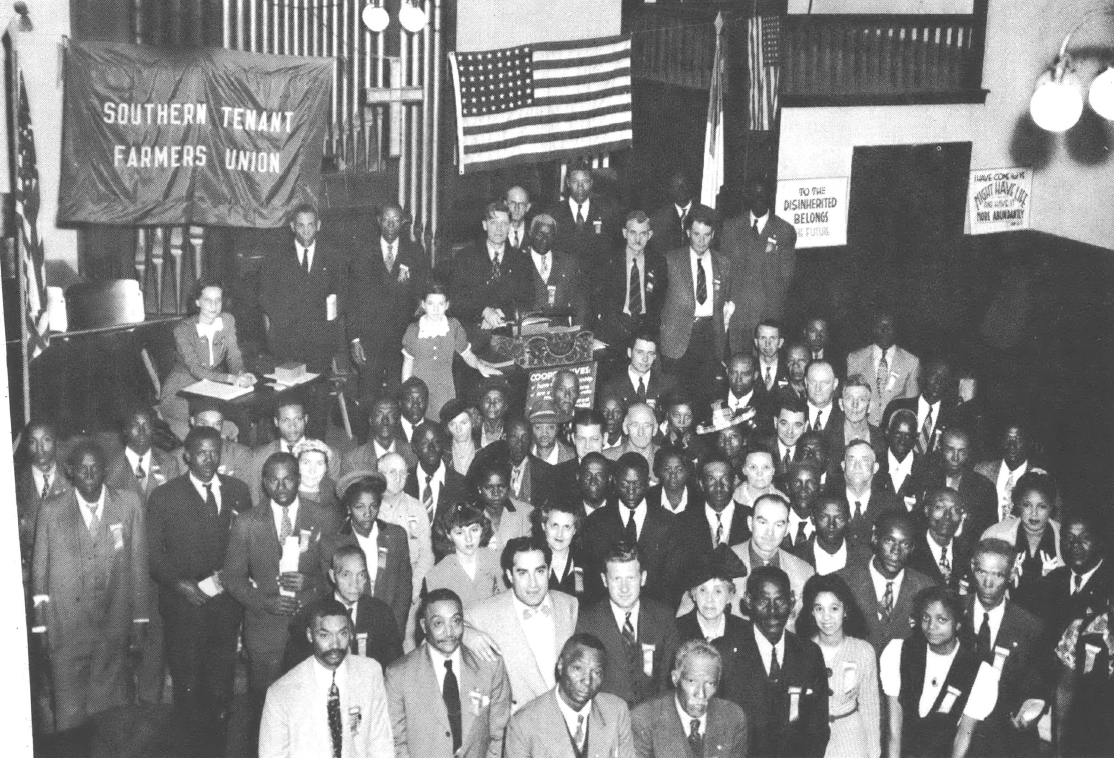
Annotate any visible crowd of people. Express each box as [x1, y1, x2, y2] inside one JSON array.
[[15, 164, 1112, 758]]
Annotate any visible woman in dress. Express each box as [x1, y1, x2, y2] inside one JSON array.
[[796, 573, 880, 758], [159, 279, 255, 440], [536, 500, 586, 601], [401, 280, 501, 418], [440, 398, 478, 477], [294, 439, 338, 517], [423, 501, 503, 609]]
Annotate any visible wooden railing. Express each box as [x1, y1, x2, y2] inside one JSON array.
[[781, 13, 988, 106], [628, 6, 723, 90]]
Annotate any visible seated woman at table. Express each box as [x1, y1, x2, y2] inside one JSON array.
[[159, 279, 255, 440], [295, 439, 338, 517]]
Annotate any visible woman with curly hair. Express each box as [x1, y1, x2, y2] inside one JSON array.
[[423, 501, 503, 609]]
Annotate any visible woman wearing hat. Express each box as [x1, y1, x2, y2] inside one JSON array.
[[293, 438, 339, 519], [440, 398, 478, 477], [423, 501, 503, 609]]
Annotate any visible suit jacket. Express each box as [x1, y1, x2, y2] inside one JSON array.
[[512, 455, 559, 508], [600, 367, 677, 413], [217, 438, 254, 484], [917, 467, 998, 541], [340, 437, 417, 478], [442, 239, 533, 327], [725, 622, 829, 758], [632, 692, 748, 758], [505, 689, 635, 758], [319, 519, 413, 633], [590, 247, 669, 345], [546, 195, 622, 264], [575, 598, 680, 706], [836, 560, 935, 654], [527, 247, 589, 326], [222, 498, 343, 652], [345, 235, 429, 351], [405, 463, 469, 522], [1038, 560, 1114, 640], [247, 439, 341, 506], [257, 240, 346, 372], [882, 395, 976, 455], [105, 446, 182, 506], [15, 463, 70, 574], [285, 593, 403, 672], [581, 501, 680, 607], [648, 202, 714, 257], [675, 611, 750, 698], [906, 530, 975, 593], [721, 212, 798, 356], [659, 248, 731, 361], [675, 504, 752, 564], [258, 654, 394, 758], [645, 482, 705, 518], [465, 590, 578, 712], [846, 345, 920, 427], [824, 422, 886, 479], [841, 487, 902, 549], [168, 313, 246, 381], [386, 642, 512, 758]]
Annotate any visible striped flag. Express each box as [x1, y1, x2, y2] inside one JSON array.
[[701, 13, 726, 208], [747, 15, 781, 132], [449, 35, 632, 174], [14, 70, 50, 360]]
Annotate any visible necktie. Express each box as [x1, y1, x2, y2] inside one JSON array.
[[40, 475, 50, 501], [628, 260, 642, 315], [575, 203, 585, 225], [918, 407, 934, 454], [854, 500, 863, 519], [813, 349, 821, 360], [1073, 573, 1083, 594], [302, 248, 311, 274], [443, 659, 462, 752], [636, 376, 646, 400], [135, 461, 146, 488], [768, 646, 781, 681], [977, 611, 992, 660], [86, 503, 100, 536], [538, 253, 550, 281], [880, 581, 894, 622], [1001, 469, 1017, 521], [423, 473, 435, 521], [511, 228, 519, 248], [795, 521, 808, 547], [813, 410, 823, 432], [753, 218, 760, 234], [765, 365, 773, 390], [327, 671, 342, 758], [574, 715, 586, 750], [279, 505, 293, 543], [384, 241, 396, 272], [511, 465, 523, 496], [624, 508, 638, 543], [877, 350, 889, 395], [523, 603, 553, 619], [204, 483, 218, 517], [688, 719, 704, 758], [491, 252, 502, 280], [695, 258, 707, 305], [939, 545, 951, 580], [714, 513, 724, 547], [678, 213, 688, 246], [622, 610, 637, 646], [782, 448, 792, 470]]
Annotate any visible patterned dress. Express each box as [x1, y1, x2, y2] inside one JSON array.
[[818, 636, 881, 758]]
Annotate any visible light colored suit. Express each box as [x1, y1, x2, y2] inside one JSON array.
[[259, 654, 394, 758], [488, 498, 536, 554], [505, 689, 635, 758], [386, 643, 511, 758], [846, 345, 920, 426], [466, 589, 578, 712], [632, 692, 748, 758], [659, 248, 731, 361]]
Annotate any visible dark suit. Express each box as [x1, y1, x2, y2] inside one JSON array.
[[646, 482, 704, 518], [907, 531, 974, 593], [721, 212, 798, 356], [1038, 560, 1114, 640], [754, 358, 791, 406], [546, 194, 621, 266], [581, 501, 680, 607], [147, 474, 251, 718], [676, 504, 752, 569], [632, 691, 749, 758], [825, 423, 887, 478], [319, 519, 413, 633], [676, 610, 750, 696], [283, 593, 402, 672], [222, 498, 342, 692], [405, 463, 469, 522], [511, 455, 559, 509], [526, 247, 589, 326], [648, 202, 713, 257], [345, 235, 429, 399], [15, 464, 70, 583], [105, 447, 182, 506], [917, 467, 997, 541], [725, 622, 829, 758], [883, 395, 985, 456], [591, 246, 669, 350], [442, 239, 532, 331], [576, 598, 680, 707], [836, 560, 936, 654], [600, 367, 677, 412], [841, 487, 902, 550], [791, 535, 872, 575]]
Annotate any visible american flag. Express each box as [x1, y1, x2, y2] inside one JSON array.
[[14, 71, 50, 360], [747, 15, 781, 132], [449, 35, 632, 174]]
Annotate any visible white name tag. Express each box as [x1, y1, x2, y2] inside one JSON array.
[[937, 685, 961, 714], [641, 643, 655, 677], [788, 686, 802, 723], [1085, 643, 1101, 674]]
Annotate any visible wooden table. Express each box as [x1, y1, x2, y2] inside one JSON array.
[[178, 375, 327, 447]]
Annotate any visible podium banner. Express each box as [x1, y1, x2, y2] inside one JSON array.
[[59, 41, 333, 227]]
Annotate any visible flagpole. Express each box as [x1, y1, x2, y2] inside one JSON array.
[[8, 37, 30, 426]]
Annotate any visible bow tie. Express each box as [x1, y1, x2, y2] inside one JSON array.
[[523, 604, 552, 619]]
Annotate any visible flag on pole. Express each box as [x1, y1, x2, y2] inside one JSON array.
[[747, 15, 781, 132], [701, 12, 726, 208], [449, 35, 632, 174], [14, 70, 49, 360]]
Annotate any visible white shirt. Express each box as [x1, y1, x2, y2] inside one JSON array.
[[753, 626, 786, 677], [513, 593, 557, 689], [808, 402, 833, 430], [813, 541, 848, 576], [846, 487, 872, 517], [880, 638, 963, 717], [924, 534, 954, 571], [750, 211, 769, 235], [311, 655, 347, 706], [279, 438, 303, 455], [623, 252, 646, 315], [335, 591, 360, 626], [486, 241, 503, 264], [760, 359, 780, 386], [873, 345, 895, 376], [777, 442, 796, 465], [917, 396, 942, 440], [533, 445, 561, 466], [531, 249, 552, 282], [124, 447, 152, 482], [889, 450, 914, 494], [190, 472, 223, 514], [996, 460, 1028, 516], [689, 250, 714, 317], [661, 487, 688, 515], [569, 197, 591, 222], [727, 390, 754, 413], [555, 691, 592, 743], [705, 503, 736, 546], [428, 645, 463, 697], [788, 510, 814, 543], [610, 600, 640, 639], [676, 696, 707, 737], [418, 462, 446, 505], [868, 559, 904, 612], [583, 501, 603, 519], [676, 201, 692, 222], [508, 222, 526, 249], [380, 237, 397, 266], [31, 465, 57, 498], [621, 500, 648, 540], [270, 497, 300, 541], [297, 242, 316, 272], [373, 440, 397, 460], [972, 598, 1007, 648], [628, 366, 651, 395], [400, 417, 416, 441], [76, 487, 106, 530], [1072, 559, 1104, 593], [354, 522, 380, 584]]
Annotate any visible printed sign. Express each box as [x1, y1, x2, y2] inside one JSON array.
[[776, 177, 849, 248], [968, 167, 1032, 234]]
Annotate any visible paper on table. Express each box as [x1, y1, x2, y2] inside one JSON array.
[[183, 379, 253, 401], [263, 371, 320, 388], [199, 573, 224, 597], [279, 536, 301, 597]]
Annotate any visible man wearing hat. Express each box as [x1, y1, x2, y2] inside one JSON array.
[[529, 397, 575, 466]]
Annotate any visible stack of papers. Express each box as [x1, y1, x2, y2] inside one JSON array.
[[182, 379, 253, 401]]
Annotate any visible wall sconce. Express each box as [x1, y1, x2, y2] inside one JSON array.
[[1029, 7, 1114, 131], [361, 0, 426, 34]]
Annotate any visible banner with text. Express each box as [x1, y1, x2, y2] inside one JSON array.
[[59, 41, 333, 227], [776, 177, 849, 248], [968, 167, 1031, 235]]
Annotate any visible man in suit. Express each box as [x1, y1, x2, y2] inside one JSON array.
[[600, 333, 677, 413], [319, 473, 412, 633], [546, 162, 621, 269], [632, 639, 749, 758], [966, 538, 1049, 758], [346, 201, 429, 401], [31, 440, 150, 732], [258, 598, 394, 757], [15, 419, 70, 584], [147, 425, 251, 750], [759, 396, 809, 478], [678, 454, 752, 563], [553, 410, 608, 498], [387, 588, 511, 758], [752, 320, 790, 401], [932, 428, 997, 539], [722, 351, 773, 437], [846, 311, 920, 427], [803, 361, 844, 475], [581, 453, 679, 607], [656, 392, 710, 470], [188, 398, 253, 483], [907, 487, 973, 592], [507, 415, 559, 508], [248, 399, 340, 504], [464, 536, 579, 713], [880, 408, 928, 510], [974, 419, 1048, 525], [882, 355, 981, 459], [504, 632, 635, 758], [576, 543, 680, 706], [659, 208, 734, 409], [840, 439, 901, 549], [723, 566, 829, 758], [793, 493, 872, 576], [783, 461, 821, 553], [829, 375, 888, 475], [341, 395, 416, 475], [592, 213, 669, 374], [777, 342, 811, 405], [102, 405, 177, 705], [836, 510, 935, 654], [722, 177, 798, 356], [406, 421, 468, 525], [803, 317, 842, 374], [505, 185, 532, 253], [529, 398, 576, 467], [576, 453, 612, 520], [443, 200, 533, 343], [648, 171, 708, 256], [525, 213, 589, 326], [1038, 511, 1112, 640], [398, 376, 432, 444], [223, 452, 342, 697], [603, 403, 660, 477]]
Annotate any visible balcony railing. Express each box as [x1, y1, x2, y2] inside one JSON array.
[[628, 6, 724, 90]]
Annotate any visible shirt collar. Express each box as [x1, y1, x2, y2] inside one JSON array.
[[190, 471, 219, 495], [675, 695, 707, 736], [312, 656, 347, 692], [486, 241, 503, 260], [76, 487, 106, 513], [868, 558, 904, 596], [973, 597, 1007, 630], [570, 197, 590, 214], [750, 210, 770, 228], [918, 395, 941, 414], [752, 624, 785, 659], [676, 201, 692, 218], [555, 690, 592, 731], [271, 496, 300, 518], [124, 447, 152, 471], [427, 643, 463, 673], [728, 389, 754, 408], [512, 592, 553, 620], [1073, 559, 1104, 588]]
